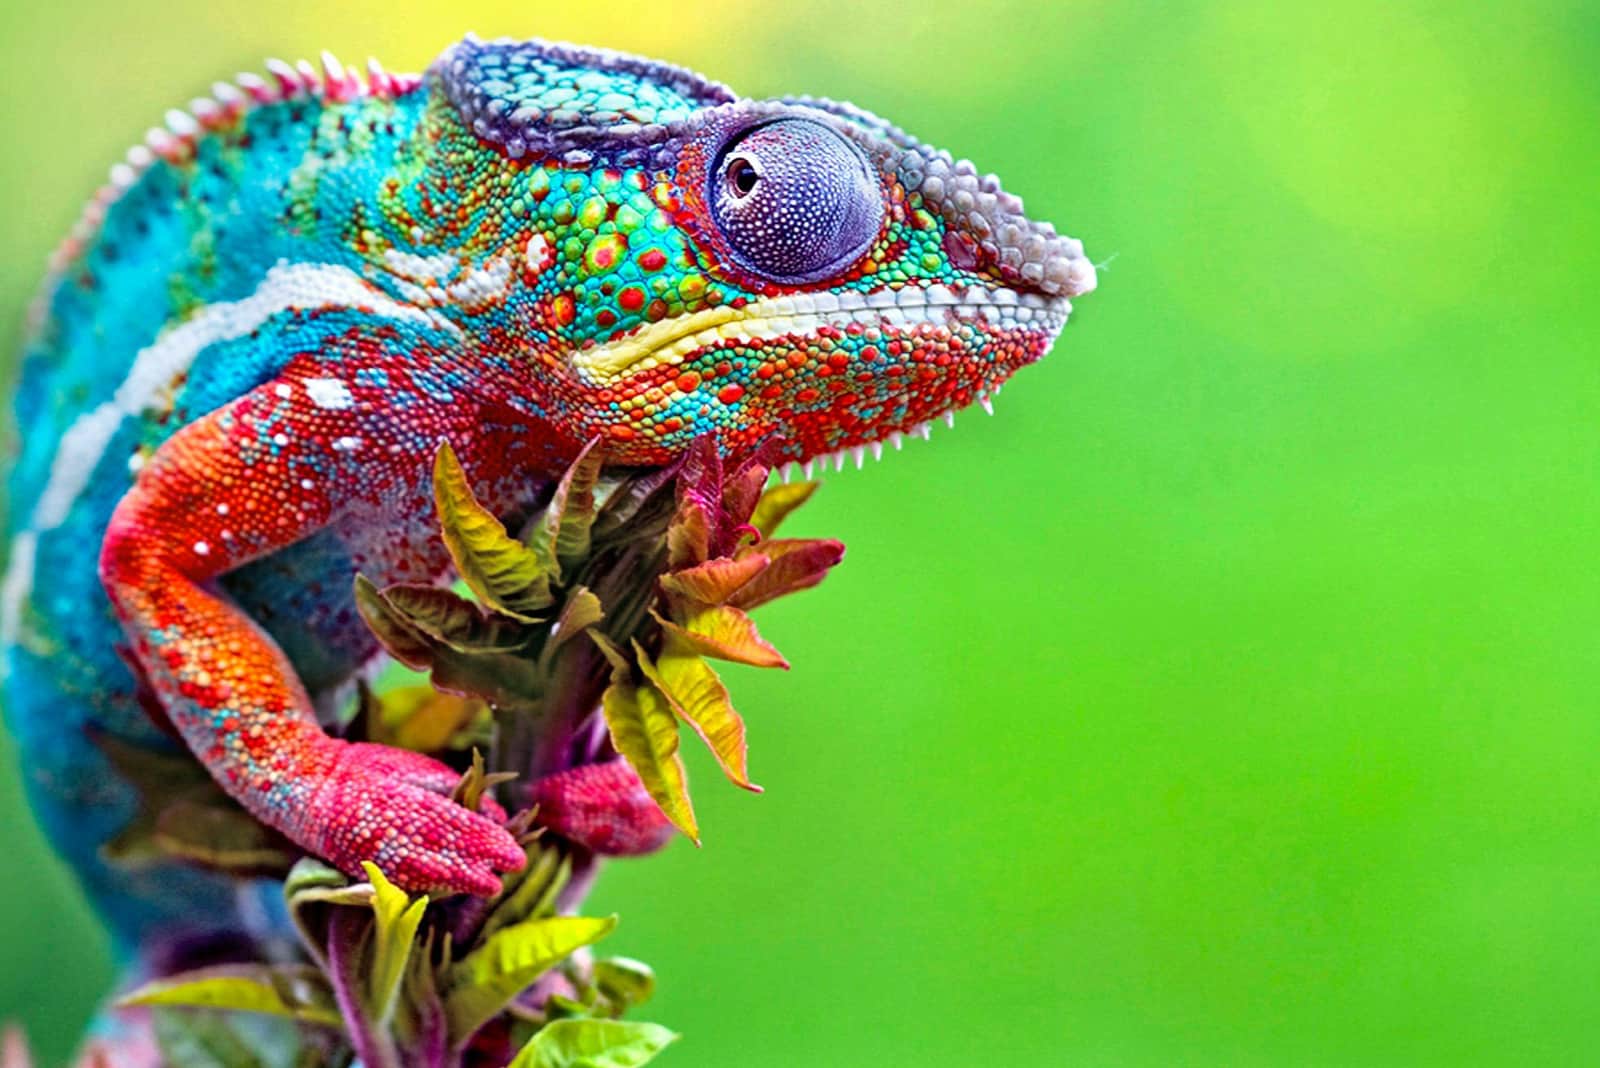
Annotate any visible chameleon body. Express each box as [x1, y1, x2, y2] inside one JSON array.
[[3, 35, 1095, 971]]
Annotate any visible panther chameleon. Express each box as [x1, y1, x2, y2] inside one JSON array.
[[2, 34, 1096, 981]]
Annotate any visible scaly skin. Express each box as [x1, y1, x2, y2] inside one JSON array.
[[3, 37, 1095, 951]]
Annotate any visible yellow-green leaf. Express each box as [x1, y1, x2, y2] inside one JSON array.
[[361, 862, 427, 1027], [638, 643, 759, 793], [118, 965, 341, 1028], [593, 957, 657, 1014], [603, 669, 698, 843], [444, 915, 618, 1041], [435, 442, 553, 619], [658, 555, 768, 607], [547, 587, 605, 658], [450, 748, 518, 813], [658, 605, 787, 669], [509, 1018, 678, 1068], [371, 686, 490, 753], [588, 630, 631, 675], [749, 480, 819, 538]]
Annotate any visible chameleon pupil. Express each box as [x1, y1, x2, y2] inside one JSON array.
[[728, 156, 760, 197]]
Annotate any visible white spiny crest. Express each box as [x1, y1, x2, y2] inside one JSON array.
[[164, 109, 199, 137], [143, 127, 179, 160], [265, 58, 301, 95], [188, 98, 224, 123]]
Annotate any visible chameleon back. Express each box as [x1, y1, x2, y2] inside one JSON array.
[[5, 70, 435, 954]]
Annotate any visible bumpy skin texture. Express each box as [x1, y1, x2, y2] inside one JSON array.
[[3, 36, 1094, 952]]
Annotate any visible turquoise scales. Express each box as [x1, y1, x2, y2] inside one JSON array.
[[2, 29, 1095, 1037]]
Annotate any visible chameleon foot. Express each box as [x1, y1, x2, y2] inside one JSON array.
[[302, 741, 527, 896], [529, 760, 676, 856]]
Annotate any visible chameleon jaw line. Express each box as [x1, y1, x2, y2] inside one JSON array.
[[569, 283, 1071, 387]]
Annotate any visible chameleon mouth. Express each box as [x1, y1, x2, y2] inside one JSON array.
[[568, 283, 1073, 387]]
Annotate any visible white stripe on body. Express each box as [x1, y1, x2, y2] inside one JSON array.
[[1, 260, 458, 644]]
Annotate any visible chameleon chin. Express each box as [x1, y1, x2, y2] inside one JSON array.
[[2, 31, 1094, 1050]]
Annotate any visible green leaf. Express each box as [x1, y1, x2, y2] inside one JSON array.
[[152, 799, 297, 876], [748, 480, 819, 538], [657, 605, 787, 669], [509, 1018, 678, 1068], [444, 915, 619, 1042], [354, 573, 437, 671], [604, 666, 699, 843], [427, 645, 547, 715], [435, 442, 554, 620], [378, 583, 532, 653], [361, 862, 428, 1028], [541, 436, 605, 575], [637, 644, 759, 793], [283, 859, 372, 971], [657, 555, 768, 607], [593, 957, 657, 1014], [284, 858, 373, 910], [150, 1008, 270, 1068], [119, 965, 341, 1028], [727, 539, 845, 610], [480, 844, 570, 941]]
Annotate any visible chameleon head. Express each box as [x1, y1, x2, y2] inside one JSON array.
[[437, 38, 1096, 466]]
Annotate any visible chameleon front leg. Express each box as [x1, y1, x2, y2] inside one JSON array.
[[99, 366, 526, 896]]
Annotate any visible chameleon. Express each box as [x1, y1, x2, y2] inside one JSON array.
[[3, 30, 1095, 1003]]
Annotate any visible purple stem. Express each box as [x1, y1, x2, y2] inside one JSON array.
[[327, 909, 402, 1068]]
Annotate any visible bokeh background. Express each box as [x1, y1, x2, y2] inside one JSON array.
[[2, 1, 1596, 1064]]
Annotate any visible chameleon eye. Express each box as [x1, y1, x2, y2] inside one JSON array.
[[710, 119, 883, 284]]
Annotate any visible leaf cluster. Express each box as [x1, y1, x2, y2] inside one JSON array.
[[104, 436, 844, 1067]]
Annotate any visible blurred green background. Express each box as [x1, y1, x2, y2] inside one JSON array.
[[2, 1, 1597, 1064]]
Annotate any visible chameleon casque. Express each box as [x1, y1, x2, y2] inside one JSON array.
[[3, 30, 1094, 1012]]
